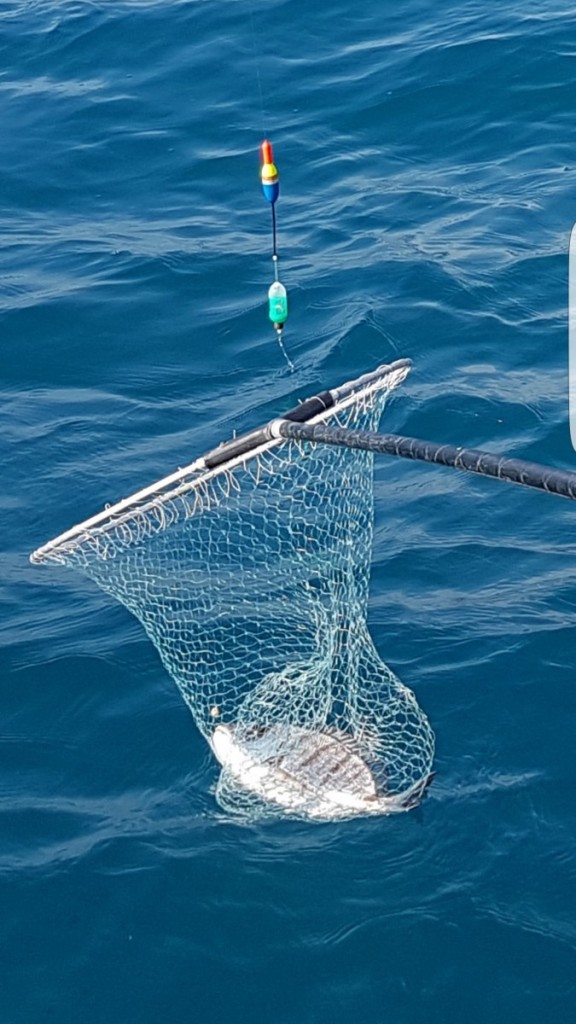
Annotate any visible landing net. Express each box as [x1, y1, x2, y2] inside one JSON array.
[[31, 360, 435, 822]]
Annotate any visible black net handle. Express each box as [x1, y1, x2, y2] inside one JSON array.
[[275, 420, 576, 501]]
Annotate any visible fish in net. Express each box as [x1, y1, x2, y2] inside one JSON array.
[[31, 359, 435, 822]]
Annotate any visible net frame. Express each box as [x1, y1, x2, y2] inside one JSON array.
[[31, 360, 412, 566]]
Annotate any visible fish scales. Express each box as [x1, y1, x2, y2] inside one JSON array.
[[273, 731, 374, 796]]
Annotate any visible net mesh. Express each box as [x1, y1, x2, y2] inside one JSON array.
[[32, 361, 435, 822]]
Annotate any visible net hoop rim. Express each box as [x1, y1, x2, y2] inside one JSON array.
[[30, 359, 411, 565]]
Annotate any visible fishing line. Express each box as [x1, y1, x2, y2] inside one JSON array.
[[248, 5, 267, 134], [271, 202, 278, 263], [249, 4, 294, 372]]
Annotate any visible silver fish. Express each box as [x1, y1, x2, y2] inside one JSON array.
[[211, 722, 421, 820]]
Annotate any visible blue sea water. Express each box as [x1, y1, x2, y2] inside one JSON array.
[[2, 0, 576, 1020]]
